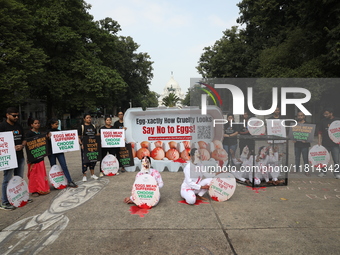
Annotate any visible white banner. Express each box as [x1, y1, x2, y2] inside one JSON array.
[[51, 130, 80, 153], [100, 129, 125, 148], [266, 119, 286, 143], [0, 131, 18, 171]]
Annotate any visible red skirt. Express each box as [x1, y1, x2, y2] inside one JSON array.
[[27, 161, 50, 195]]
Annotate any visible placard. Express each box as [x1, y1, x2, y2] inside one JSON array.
[[0, 131, 18, 171], [26, 134, 49, 163], [51, 130, 80, 153], [100, 129, 125, 148], [308, 145, 330, 168], [328, 120, 340, 144], [49, 165, 68, 189], [248, 117, 266, 136], [83, 136, 101, 163], [7, 176, 29, 207], [266, 119, 286, 143], [209, 173, 236, 202], [101, 154, 119, 176], [116, 143, 134, 167], [288, 123, 315, 143], [131, 174, 160, 209]]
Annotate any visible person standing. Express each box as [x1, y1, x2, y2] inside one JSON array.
[[223, 114, 239, 166], [47, 119, 78, 188], [113, 111, 127, 172], [78, 114, 99, 182], [292, 111, 311, 175], [0, 107, 27, 210], [239, 111, 255, 155], [99, 115, 116, 177], [26, 119, 50, 197], [318, 108, 340, 179]]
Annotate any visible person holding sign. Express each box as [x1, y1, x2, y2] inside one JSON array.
[[223, 114, 239, 166], [99, 115, 116, 177], [292, 111, 311, 175], [318, 108, 340, 179], [78, 114, 99, 182], [0, 107, 27, 210], [124, 156, 163, 204], [47, 119, 78, 188], [113, 111, 127, 172], [180, 148, 212, 204], [26, 119, 50, 197]]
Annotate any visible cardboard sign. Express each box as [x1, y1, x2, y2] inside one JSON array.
[[101, 154, 119, 176], [328, 120, 340, 144], [7, 176, 29, 207], [26, 134, 49, 163], [117, 143, 135, 167], [288, 123, 315, 143], [51, 130, 80, 153], [266, 119, 286, 143], [49, 165, 68, 189], [131, 174, 160, 209], [100, 129, 125, 148], [209, 173, 236, 202], [308, 145, 330, 167], [248, 117, 266, 136], [0, 131, 18, 171], [83, 136, 101, 163]]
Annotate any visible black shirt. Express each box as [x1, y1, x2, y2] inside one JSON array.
[[318, 117, 340, 147], [78, 124, 96, 141], [223, 124, 239, 146], [0, 121, 25, 159], [113, 120, 124, 129]]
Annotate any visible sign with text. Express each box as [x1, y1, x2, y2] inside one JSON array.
[[308, 145, 330, 168], [131, 174, 160, 209], [49, 165, 68, 189], [209, 173, 236, 202], [101, 154, 119, 176], [288, 123, 315, 143], [248, 117, 266, 136], [266, 119, 286, 143], [83, 136, 101, 163], [7, 176, 29, 207], [328, 120, 340, 144], [51, 130, 80, 153], [116, 143, 134, 167], [100, 129, 125, 148], [0, 131, 18, 171], [26, 134, 49, 163]]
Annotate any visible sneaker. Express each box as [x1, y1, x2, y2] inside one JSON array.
[[99, 172, 104, 177], [82, 176, 87, 182], [120, 167, 126, 173], [335, 174, 340, 179], [91, 174, 99, 180], [28, 199, 33, 203], [0, 202, 16, 210], [68, 181, 78, 188], [318, 172, 326, 177]]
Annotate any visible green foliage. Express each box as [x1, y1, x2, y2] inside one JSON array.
[[162, 93, 180, 107]]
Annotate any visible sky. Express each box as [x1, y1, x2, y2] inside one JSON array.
[[85, 0, 242, 96]]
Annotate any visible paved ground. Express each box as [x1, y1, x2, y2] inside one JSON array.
[[0, 141, 339, 255]]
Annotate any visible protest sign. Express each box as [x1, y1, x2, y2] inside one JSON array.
[[248, 117, 266, 136], [116, 143, 134, 167], [0, 131, 18, 171], [131, 174, 160, 209], [308, 145, 330, 168], [288, 123, 315, 143], [7, 176, 29, 207], [51, 130, 79, 153], [49, 165, 68, 189], [100, 129, 125, 148], [328, 120, 340, 144], [209, 173, 236, 202], [26, 134, 49, 163], [266, 119, 286, 143], [83, 136, 101, 163], [101, 154, 119, 176]]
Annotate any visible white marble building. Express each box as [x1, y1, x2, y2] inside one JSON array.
[[158, 74, 185, 107]]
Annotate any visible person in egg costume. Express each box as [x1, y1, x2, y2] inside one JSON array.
[[124, 156, 163, 204], [180, 148, 212, 204]]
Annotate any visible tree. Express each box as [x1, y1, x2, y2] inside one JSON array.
[[162, 93, 180, 107]]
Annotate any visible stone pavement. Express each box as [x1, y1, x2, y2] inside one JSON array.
[[0, 142, 339, 255]]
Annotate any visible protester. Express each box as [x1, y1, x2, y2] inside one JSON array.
[[26, 119, 50, 197], [292, 111, 311, 175], [78, 114, 98, 182], [124, 156, 163, 205], [238, 111, 255, 155], [113, 111, 127, 172], [223, 114, 239, 166], [47, 118, 78, 188], [0, 107, 27, 210], [99, 115, 116, 177], [180, 148, 212, 204], [317, 108, 340, 179]]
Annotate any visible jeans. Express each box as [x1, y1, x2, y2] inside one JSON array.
[[322, 145, 340, 176], [294, 146, 309, 172], [2, 157, 25, 204], [223, 144, 237, 166], [48, 153, 72, 183]]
